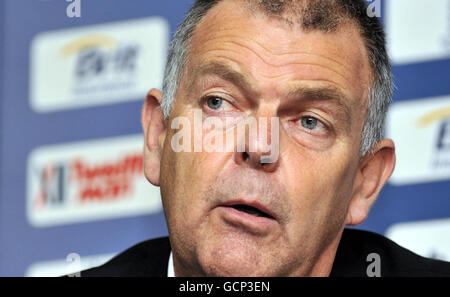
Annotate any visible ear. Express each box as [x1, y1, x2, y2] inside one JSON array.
[[345, 139, 396, 226], [141, 88, 166, 186]]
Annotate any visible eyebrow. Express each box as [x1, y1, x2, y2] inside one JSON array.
[[285, 85, 353, 122], [189, 61, 258, 97]]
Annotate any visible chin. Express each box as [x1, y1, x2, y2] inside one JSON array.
[[202, 260, 270, 277], [196, 236, 279, 277]]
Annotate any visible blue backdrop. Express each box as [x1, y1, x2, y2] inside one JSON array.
[[1, 0, 449, 276]]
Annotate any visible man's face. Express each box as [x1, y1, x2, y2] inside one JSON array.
[[159, 0, 372, 276]]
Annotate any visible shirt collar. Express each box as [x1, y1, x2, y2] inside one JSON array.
[[167, 251, 175, 277]]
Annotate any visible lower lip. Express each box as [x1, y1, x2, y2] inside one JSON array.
[[216, 206, 278, 235]]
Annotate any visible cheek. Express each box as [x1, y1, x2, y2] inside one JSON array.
[[283, 143, 357, 227], [160, 129, 229, 226]]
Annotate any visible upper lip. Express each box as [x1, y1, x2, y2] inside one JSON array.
[[220, 199, 277, 221]]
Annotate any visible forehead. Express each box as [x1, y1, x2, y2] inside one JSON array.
[[185, 0, 371, 110]]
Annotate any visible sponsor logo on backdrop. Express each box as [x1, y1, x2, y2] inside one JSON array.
[[386, 95, 450, 185], [386, 0, 450, 65], [27, 135, 162, 227], [26, 253, 115, 277], [30, 17, 169, 112], [386, 218, 450, 262]]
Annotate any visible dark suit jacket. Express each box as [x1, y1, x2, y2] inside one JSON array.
[[81, 228, 450, 277]]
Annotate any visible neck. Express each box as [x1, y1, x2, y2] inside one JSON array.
[[306, 228, 344, 276]]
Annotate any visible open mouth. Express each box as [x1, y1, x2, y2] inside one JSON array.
[[229, 204, 274, 219]]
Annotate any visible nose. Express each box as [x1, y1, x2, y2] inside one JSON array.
[[234, 151, 279, 172], [233, 116, 280, 173]]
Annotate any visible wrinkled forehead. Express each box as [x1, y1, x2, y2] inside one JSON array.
[[185, 0, 371, 110], [243, 0, 351, 33]]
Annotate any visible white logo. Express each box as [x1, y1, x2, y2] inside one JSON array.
[[386, 95, 450, 185], [386, 0, 450, 65], [386, 218, 450, 262], [29, 17, 169, 112], [26, 134, 162, 227]]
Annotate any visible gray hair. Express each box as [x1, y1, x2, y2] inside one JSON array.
[[161, 0, 393, 157]]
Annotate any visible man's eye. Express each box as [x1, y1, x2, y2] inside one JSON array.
[[298, 116, 327, 132], [206, 97, 224, 110], [301, 117, 318, 130], [203, 95, 238, 113], [205, 96, 236, 112]]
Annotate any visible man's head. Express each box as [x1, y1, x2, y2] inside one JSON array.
[[141, 0, 396, 276]]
